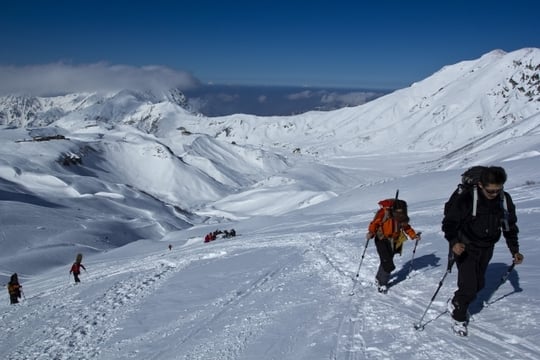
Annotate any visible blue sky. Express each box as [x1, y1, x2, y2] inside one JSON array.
[[1, 0, 539, 89]]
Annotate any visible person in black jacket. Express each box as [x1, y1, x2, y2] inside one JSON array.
[[442, 166, 524, 336], [7, 273, 22, 304]]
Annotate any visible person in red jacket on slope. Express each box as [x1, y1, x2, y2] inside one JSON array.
[[70, 259, 86, 283]]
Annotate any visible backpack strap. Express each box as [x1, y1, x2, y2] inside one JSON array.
[[472, 185, 478, 217], [500, 192, 510, 231]]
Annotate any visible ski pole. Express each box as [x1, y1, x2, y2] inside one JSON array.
[[414, 254, 455, 330], [483, 262, 515, 306], [349, 237, 371, 295], [407, 232, 422, 277], [355, 237, 371, 278]]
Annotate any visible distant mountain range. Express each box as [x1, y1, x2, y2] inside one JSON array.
[[1, 48, 538, 150], [0, 84, 389, 125]]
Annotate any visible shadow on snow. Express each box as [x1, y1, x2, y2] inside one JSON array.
[[390, 252, 441, 288], [469, 262, 522, 315]]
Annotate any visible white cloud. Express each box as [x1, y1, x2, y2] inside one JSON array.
[[0, 62, 199, 96], [216, 93, 239, 102], [321, 91, 379, 105], [286, 90, 313, 100], [286, 90, 380, 106]]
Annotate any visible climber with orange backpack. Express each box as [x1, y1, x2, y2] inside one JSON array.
[[366, 194, 421, 293]]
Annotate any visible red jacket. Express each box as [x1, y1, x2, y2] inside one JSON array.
[[70, 262, 86, 274]]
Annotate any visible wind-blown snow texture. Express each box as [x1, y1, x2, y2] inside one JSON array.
[[1, 48, 540, 360]]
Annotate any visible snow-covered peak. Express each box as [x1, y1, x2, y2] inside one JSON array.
[[0, 88, 194, 129]]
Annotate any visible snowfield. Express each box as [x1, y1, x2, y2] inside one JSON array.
[[2, 192, 540, 360]]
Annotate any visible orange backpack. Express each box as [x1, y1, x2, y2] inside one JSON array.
[[369, 199, 413, 241]]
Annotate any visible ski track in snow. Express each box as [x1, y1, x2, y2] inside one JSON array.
[[1, 252, 180, 360], [294, 226, 540, 360], [100, 235, 323, 360], [2, 224, 540, 360], [148, 265, 286, 360]]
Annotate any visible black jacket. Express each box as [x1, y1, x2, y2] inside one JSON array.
[[442, 189, 519, 254]]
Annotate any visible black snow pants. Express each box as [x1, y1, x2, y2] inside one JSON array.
[[375, 237, 396, 286], [452, 244, 494, 321]]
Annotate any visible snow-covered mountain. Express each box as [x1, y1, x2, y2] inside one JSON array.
[[0, 88, 192, 129], [3, 49, 538, 164], [1, 48, 540, 359]]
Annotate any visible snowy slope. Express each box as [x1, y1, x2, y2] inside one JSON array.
[[1, 48, 540, 359], [1, 163, 539, 360]]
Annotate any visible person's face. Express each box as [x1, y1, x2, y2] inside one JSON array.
[[479, 183, 503, 200], [393, 209, 407, 222]]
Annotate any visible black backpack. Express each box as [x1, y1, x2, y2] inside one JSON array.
[[444, 166, 486, 216]]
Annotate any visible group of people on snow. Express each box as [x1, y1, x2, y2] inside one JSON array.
[[204, 229, 236, 243], [5, 226, 240, 303], [6, 254, 86, 304], [367, 166, 523, 336]]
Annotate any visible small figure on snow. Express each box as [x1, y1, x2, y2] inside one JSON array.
[[70, 253, 87, 283], [223, 229, 237, 238], [7, 273, 23, 304]]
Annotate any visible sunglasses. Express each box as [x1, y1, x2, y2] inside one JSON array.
[[483, 187, 503, 195]]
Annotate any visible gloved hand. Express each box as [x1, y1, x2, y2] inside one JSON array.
[[414, 232, 422, 241], [366, 232, 374, 240], [513, 252, 524, 264], [452, 242, 466, 256]]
